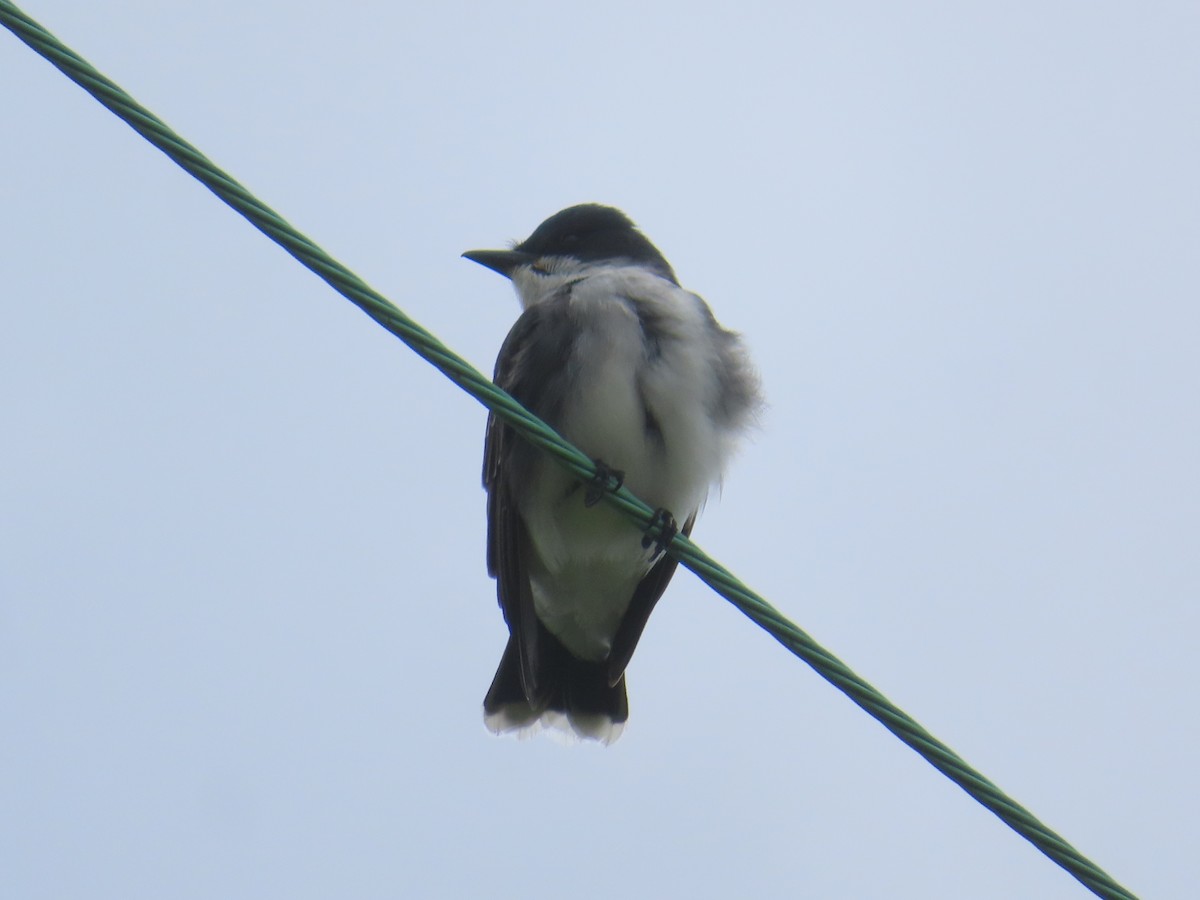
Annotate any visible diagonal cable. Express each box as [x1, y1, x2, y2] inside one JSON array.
[[0, 4, 1138, 898]]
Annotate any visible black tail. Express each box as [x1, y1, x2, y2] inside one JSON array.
[[483, 632, 628, 742]]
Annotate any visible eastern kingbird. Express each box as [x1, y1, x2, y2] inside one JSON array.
[[464, 204, 761, 742]]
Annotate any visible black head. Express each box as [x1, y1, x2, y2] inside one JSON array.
[[463, 204, 678, 285]]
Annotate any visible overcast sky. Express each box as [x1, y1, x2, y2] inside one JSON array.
[[3, 2, 1196, 898]]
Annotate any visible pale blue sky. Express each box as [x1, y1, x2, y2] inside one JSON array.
[[3, 2, 1197, 898]]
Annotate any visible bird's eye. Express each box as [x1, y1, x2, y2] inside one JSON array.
[[562, 233, 580, 246]]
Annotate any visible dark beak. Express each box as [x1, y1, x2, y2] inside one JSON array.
[[461, 248, 535, 279]]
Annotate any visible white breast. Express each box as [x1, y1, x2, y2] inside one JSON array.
[[516, 266, 734, 660]]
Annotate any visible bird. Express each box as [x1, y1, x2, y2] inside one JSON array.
[[463, 204, 761, 742]]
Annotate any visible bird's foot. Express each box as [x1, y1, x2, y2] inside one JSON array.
[[641, 508, 679, 559], [584, 459, 625, 507]]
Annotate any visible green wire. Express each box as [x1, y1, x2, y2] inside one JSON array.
[[1, 4, 1139, 898]]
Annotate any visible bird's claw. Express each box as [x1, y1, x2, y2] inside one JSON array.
[[584, 459, 625, 507], [641, 508, 679, 558]]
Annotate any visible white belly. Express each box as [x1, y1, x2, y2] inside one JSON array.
[[519, 280, 723, 660]]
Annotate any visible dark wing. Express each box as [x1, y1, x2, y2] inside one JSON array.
[[483, 294, 578, 704], [483, 416, 543, 705], [605, 512, 696, 687]]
